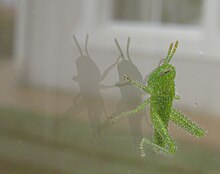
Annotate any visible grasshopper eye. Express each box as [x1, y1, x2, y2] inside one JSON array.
[[160, 68, 171, 76]]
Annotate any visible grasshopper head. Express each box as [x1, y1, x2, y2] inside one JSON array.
[[148, 41, 178, 85]]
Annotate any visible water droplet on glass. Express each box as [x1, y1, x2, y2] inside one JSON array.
[[198, 51, 204, 55], [194, 102, 198, 107]]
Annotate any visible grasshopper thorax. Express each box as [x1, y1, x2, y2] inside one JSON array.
[[148, 64, 176, 87]]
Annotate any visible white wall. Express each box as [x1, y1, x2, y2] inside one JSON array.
[[14, 0, 220, 117]]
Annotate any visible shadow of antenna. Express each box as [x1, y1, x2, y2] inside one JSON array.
[[54, 35, 119, 143]]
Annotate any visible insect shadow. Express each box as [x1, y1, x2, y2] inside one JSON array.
[[54, 34, 119, 140], [112, 37, 147, 150]]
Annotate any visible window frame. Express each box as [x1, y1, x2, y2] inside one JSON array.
[[75, 0, 220, 62]]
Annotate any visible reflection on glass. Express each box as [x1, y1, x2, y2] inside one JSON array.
[[113, 0, 203, 25], [161, 0, 203, 25], [0, 1, 15, 58], [1, 1, 220, 173]]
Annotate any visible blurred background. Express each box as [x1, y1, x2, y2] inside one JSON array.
[[0, 0, 220, 173]]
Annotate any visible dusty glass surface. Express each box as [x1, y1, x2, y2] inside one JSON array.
[[0, 0, 220, 174]]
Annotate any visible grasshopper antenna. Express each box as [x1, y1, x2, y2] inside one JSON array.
[[114, 38, 125, 60], [164, 41, 178, 64], [167, 40, 178, 63], [164, 42, 173, 64], [85, 33, 90, 57], [73, 35, 83, 56], [126, 37, 132, 62]]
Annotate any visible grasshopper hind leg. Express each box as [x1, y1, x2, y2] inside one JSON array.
[[140, 111, 177, 156], [170, 108, 207, 137]]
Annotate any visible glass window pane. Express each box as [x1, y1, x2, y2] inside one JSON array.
[[113, 0, 203, 25], [113, 0, 153, 22], [161, 0, 203, 25]]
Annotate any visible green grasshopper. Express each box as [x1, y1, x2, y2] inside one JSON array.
[[108, 40, 206, 156]]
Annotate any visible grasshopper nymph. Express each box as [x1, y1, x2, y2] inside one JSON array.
[[108, 40, 206, 156]]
